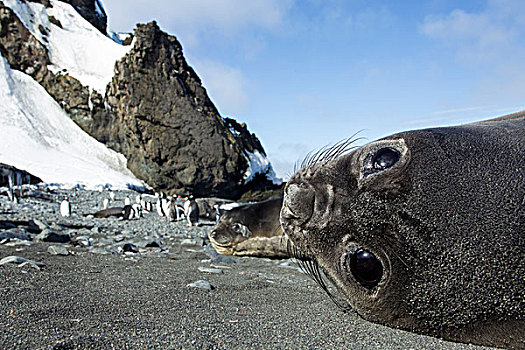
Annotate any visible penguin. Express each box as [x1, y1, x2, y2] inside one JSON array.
[[103, 198, 109, 209], [156, 198, 165, 217], [214, 204, 221, 223], [183, 196, 200, 227], [161, 197, 170, 218], [124, 195, 131, 206], [167, 197, 184, 221], [109, 191, 115, 201], [132, 203, 142, 218], [60, 197, 71, 217]]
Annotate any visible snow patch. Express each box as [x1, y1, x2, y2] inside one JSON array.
[[107, 31, 133, 45], [227, 124, 241, 137], [0, 54, 144, 189], [3, 0, 130, 94], [243, 150, 282, 185]]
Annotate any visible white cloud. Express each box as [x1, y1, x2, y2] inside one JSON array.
[[420, 1, 525, 105], [420, 2, 524, 64], [191, 60, 249, 114], [102, 0, 293, 39]]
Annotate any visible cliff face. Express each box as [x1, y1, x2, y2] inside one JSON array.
[[104, 22, 257, 197], [0, 0, 279, 198]]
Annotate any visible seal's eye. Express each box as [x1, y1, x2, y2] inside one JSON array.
[[231, 223, 242, 233], [373, 148, 399, 170], [346, 249, 383, 289]]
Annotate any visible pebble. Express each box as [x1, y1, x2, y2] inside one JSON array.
[[122, 243, 138, 253], [180, 239, 198, 246], [0, 255, 45, 268], [28, 219, 49, 232], [48, 245, 70, 256], [145, 241, 161, 248], [0, 221, 17, 230], [187, 280, 214, 291], [210, 255, 236, 264], [0, 228, 31, 241], [198, 267, 224, 274], [0, 188, 237, 266], [34, 229, 71, 243]]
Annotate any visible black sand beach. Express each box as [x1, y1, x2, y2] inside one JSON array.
[[0, 189, 494, 349]]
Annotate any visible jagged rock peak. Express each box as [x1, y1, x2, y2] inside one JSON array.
[[103, 21, 278, 198]]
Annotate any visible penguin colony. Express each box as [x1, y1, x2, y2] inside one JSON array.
[[59, 188, 204, 226]]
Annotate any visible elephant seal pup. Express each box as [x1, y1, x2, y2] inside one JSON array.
[[280, 112, 525, 349], [90, 205, 135, 220], [209, 197, 288, 258]]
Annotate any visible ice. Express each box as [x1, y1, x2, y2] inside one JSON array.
[[3, 0, 130, 94], [0, 54, 144, 189]]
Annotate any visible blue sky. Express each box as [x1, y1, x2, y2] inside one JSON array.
[[102, 0, 525, 179]]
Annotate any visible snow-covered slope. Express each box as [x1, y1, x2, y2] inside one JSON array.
[[4, 0, 130, 94], [244, 150, 281, 185], [0, 54, 143, 189]]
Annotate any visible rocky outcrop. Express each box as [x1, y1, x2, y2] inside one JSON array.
[[0, 163, 42, 186], [104, 22, 264, 198], [0, 3, 279, 199]]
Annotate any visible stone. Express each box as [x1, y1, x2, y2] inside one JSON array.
[[180, 239, 197, 246], [198, 267, 224, 274], [34, 229, 71, 243], [48, 245, 70, 256], [145, 241, 161, 248], [0, 228, 31, 241], [0, 221, 16, 230], [122, 243, 138, 253], [89, 247, 118, 255], [210, 255, 237, 265], [0, 256, 45, 268], [187, 280, 214, 291], [28, 219, 49, 233]]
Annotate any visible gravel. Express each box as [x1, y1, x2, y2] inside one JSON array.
[[0, 186, 493, 349]]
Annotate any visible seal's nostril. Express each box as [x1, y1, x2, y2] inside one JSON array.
[[282, 183, 315, 225]]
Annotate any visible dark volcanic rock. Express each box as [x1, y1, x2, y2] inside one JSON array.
[[0, 163, 42, 186], [35, 229, 71, 243], [0, 3, 278, 199], [102, 21, 270, 198]]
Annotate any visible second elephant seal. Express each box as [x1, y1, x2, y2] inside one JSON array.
[[209, 197, 288, 258]]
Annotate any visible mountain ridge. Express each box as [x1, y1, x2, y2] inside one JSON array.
[[0, 0, 280, 198]]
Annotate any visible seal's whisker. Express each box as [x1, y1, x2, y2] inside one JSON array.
[[285, 237, 351, 312], [297, 133, 365, 173]]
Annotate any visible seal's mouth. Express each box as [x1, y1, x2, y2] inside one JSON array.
[[208, 230, 233, 247]]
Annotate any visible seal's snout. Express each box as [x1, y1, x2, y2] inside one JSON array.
[[281, 182, 315, 226], [209, 229, 231, 246]]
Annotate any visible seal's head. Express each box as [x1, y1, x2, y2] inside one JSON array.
[[209, 197, 288, 258], [280, 115, 525, 349]]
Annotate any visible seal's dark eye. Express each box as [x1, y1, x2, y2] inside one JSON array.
[[373, 148, 399, 170], [347, 249, 383, 289], [231, 223, 242, 233]]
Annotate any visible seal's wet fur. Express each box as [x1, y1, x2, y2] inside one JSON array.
[[280, 112, 525, 349], [209, 197, 288, 258]]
